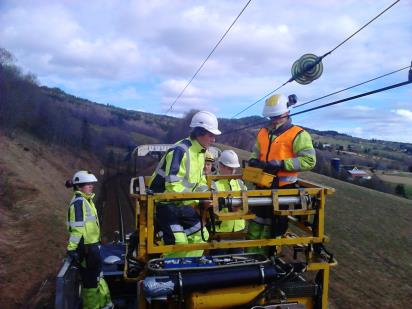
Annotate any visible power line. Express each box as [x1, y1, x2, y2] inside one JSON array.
[[222, 78, 412, 136], [231, 0, 401, 118], [230, 81, 288, 119], [324, 0, 400, 57], [166, 0, 252, 114], [291, 80, 411, 117], [293, 65, 410, 109]]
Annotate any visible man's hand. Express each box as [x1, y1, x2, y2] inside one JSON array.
[[248, 158, 266, 169], [264, 160, 284, 174], [67, 250, 81, 266]]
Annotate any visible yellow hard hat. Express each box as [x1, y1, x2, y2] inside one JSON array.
[[262, 94, 289, 118], [205, 150, 215, 162]]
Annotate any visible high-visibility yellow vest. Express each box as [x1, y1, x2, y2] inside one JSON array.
[[212, 179, 245, 232], [149, 138, 208, 205], [67, 191, 100, 250]]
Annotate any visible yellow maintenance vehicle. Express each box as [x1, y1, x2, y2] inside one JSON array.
[[122, 165, 337, 309], [55, 145, 336, 308]]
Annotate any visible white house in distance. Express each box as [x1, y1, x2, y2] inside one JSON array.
[[346, 167, 372, 181]]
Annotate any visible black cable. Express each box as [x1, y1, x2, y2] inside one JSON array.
[[166, 0, 253, 114], [291, 80, 411, 117], [323, 0, 400, 57], [231, 81, 288, 119], [293, 65, 410, 109], [222, 79, 412, 136], [231, 0, 401, 118]]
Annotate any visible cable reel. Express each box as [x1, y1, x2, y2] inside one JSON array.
[[291, 53, 324, 85]]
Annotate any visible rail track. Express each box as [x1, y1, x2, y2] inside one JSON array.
[[100, 174, 135, 242]]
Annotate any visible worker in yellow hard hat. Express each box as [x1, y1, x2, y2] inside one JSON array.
[[247, 94, 316, 255], [204, 150, 216, 175]]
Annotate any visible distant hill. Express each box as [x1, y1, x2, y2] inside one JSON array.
[[1, 47, 411, 174]]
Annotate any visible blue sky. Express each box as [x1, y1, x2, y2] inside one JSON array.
[[1, 0, 411, 142]]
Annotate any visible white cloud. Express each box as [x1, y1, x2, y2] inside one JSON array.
[[0, 0, 411, 141], [352, 105, 375, 111], [393, 109, 412, 121]]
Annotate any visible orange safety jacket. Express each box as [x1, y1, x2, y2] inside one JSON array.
[[256, 125, 303, 187]]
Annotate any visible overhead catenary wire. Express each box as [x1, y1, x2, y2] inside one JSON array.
[[291, 80, 411, 117], [228, 64, 410, 132], [166, 0, 252, 114], [293, 65, 410, 109], [222, 78, 412, 136], [231, 0, 401, 119]]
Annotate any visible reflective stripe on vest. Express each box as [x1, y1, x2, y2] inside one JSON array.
[[152, 142, 196, 190], [69, 235, 82, 244], [184, 222, 202, 235], [67, 195, 100, 246], [67, 221, 85, 227], [257, 125, 303, 187], [70, 197, 97, 224]]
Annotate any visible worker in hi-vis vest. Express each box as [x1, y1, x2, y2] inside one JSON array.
[[203, 150, 216, 176], [66, 170, 112, 309], [247, 94, 316, 255], [149, 111, 221, 257], [211, 150, 247, 255]]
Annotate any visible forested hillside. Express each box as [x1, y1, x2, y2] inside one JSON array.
[[1, 46, 411, 198], [2, 47, 412, 164]]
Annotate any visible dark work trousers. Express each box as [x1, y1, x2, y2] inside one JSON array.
[[79, 243, 101, 288], [250, 183, 298, 237], [156, 203, 201, 245]]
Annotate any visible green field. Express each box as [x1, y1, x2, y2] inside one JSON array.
[[300, 172, 412, 308], [213, 145, 412, 307], [376, 173, 412, 186]]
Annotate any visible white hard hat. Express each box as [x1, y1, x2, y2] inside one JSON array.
[[190, 111, 221, 135], [219, 150, 240, 168], [72, 170, 98, 185], [262, 94, 289, 118]]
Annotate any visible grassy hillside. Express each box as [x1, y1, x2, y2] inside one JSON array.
[[216, 144, 411, 307], [300, 172, 412, 309]]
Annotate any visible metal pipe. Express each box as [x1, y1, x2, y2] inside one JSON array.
[[159, 195, 308, 207], [227, 196, 303, 207]]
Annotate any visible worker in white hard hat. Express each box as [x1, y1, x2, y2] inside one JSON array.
[[65, 170, 112, 309], [211, 150, 247, 255], [149, 111, 221, 257], [204, 150, 216, 175], [247, 94, 316, 255]]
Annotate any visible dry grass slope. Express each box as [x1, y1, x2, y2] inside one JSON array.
[[0, 132, 102, 308]]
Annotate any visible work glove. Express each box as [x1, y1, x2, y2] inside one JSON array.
[[264, 160, 284, 174], [248, 158, 266, 169], [67, 250, 81, 266], [199, 200, 213, 209]]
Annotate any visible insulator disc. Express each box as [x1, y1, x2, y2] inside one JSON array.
[[291, 53, 323, 85]]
